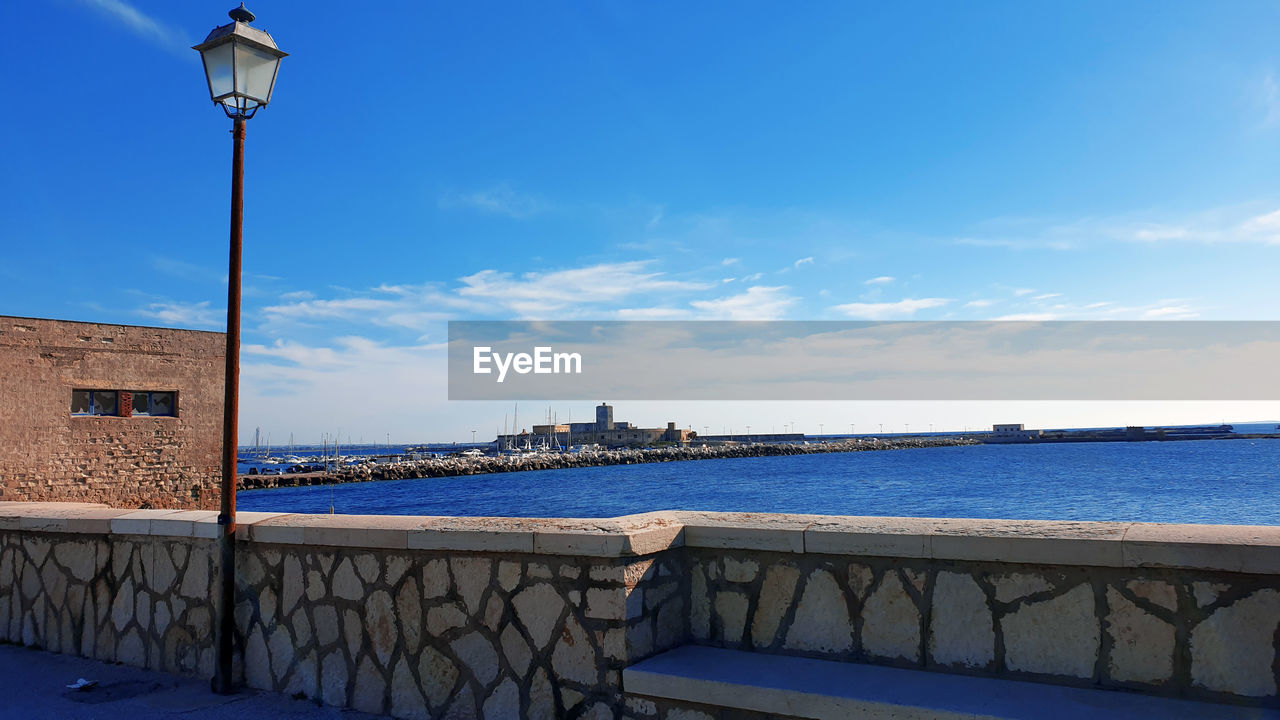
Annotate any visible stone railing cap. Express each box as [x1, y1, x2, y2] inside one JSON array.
[[1, 503, 1276, 571]]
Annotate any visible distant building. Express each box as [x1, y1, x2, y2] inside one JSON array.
[[511, 403, 691, 449], [0, 316, 224, 508], [988, 423, 1044, 443]]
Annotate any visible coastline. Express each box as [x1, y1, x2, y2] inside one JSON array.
[[239, 435, 979, 491]]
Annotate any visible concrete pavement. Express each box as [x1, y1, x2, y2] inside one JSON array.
[[0, 644, 385, 720]]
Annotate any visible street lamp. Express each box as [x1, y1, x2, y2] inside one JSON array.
[[194, 3, 286, 696]]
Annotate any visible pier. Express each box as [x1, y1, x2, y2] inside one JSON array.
[[239, 436, 978, 490]]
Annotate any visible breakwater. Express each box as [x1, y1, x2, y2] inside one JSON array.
[[239, 436, 978, 490]]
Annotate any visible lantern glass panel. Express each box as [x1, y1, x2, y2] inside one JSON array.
[[202, 42, 235, 99], [234, 43, 280, 103]]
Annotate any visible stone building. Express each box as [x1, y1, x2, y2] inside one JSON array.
[[0, 315, 224, 509], [987, 423, 1044, 443], [510, 403, 692, 449]]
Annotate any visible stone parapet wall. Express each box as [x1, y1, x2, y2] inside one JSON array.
[[0, 502, 1277, 718]]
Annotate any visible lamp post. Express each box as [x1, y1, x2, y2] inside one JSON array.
[[194, 4, 286, 695]]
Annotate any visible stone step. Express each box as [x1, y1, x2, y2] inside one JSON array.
[[623, 645, 1279, 720]]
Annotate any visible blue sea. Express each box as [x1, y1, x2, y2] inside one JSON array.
[[239, 438, 1280, 525]]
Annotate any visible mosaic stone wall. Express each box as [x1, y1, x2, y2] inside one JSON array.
[[688, 549, 1280, 707], [0, 526, 689, 719], [234, 545, 687, 717], [2, 505, 1277, 719], [0, 532, 217, 676]]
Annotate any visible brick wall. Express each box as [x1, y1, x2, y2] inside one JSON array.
[[0, 316, 224, 509]]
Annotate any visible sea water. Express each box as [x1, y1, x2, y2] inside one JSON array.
[[239, 438, 1280, 525]]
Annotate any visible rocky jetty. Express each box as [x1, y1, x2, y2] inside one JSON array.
[[239, 436, 979, 490]]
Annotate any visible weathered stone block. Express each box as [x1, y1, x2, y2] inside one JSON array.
[[427, 602, 468, 636], [344, 609, 363, 660], [419, 644, 459, 711], [352, 654, 385, 715], [1125, 579, 1176, 612], [501, 623, 533, 677], [281, 554, 303, 615], [483, 677, 520, 718], [512, 583, 565, 651], [552, 614, 597, 685], [690, 564, 710, 641], [929, 571, 993, 668], [451, 557, 492, 617], [452, 630, 499, 686], [751, 564, 799, 648], [397, 577, 422, 653], [861, 572, 921, 662], [268, 626, 293, 684], [321, 648, 348, 707], [1001, 583, 1098, 678], [53, 542, 96, 583], [529, 667, 556, 720], [723, 558, 759, 583], [1105, 587, 1173, 684], [423, 558, 450, 599], [245, 626, 271, 689], [784, 569, 852, 653], [586, 587, 624, 620], [714, 591, 749, 645], [366, 589, 397, 667], [497, 561, 522, 592], [992, 572, 1053, 604], [390, 656, 428, 720], [354, 554, 380, 585], [847, 562, 874, 600], [1190, 588, 1280, 697], [331, 558, 363, 601], [313, 604, 339, 646]]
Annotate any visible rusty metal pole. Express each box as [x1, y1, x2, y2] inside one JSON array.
[[213, 115, 246, 695]]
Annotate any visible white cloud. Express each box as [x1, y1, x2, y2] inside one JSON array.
[[964, 299, 998, 308], [864, 276, 895, 285], [240, 336, 449, 442], [1262, 72, 1280, 127], [457, 261, 713, 318], [258, 260, 719, 328], [690, 286, 798, 320], [1012, 288, 1036, 297], [438, 182, 548, 218], [262, 297, 402, 321], [616, 307, 692, 320], [1031, 293, 1063, 301], [79, 0, 189, 55], [992, 313, 1060, 321], [794, 257, 815, 267], [1133, 226, 1188, 241], [1143, 305, 1199, 319], [1239, 209, 1280, 244], [721, 257, 740, 265], [138, 301, 222, 328], [830, 298, 951, 320], [957, 203, 1280, 249]]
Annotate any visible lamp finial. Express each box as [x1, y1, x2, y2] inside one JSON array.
[[228, 4, 255, 23]]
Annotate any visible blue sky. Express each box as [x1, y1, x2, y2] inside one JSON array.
[[6, 1, 1280, 442]]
